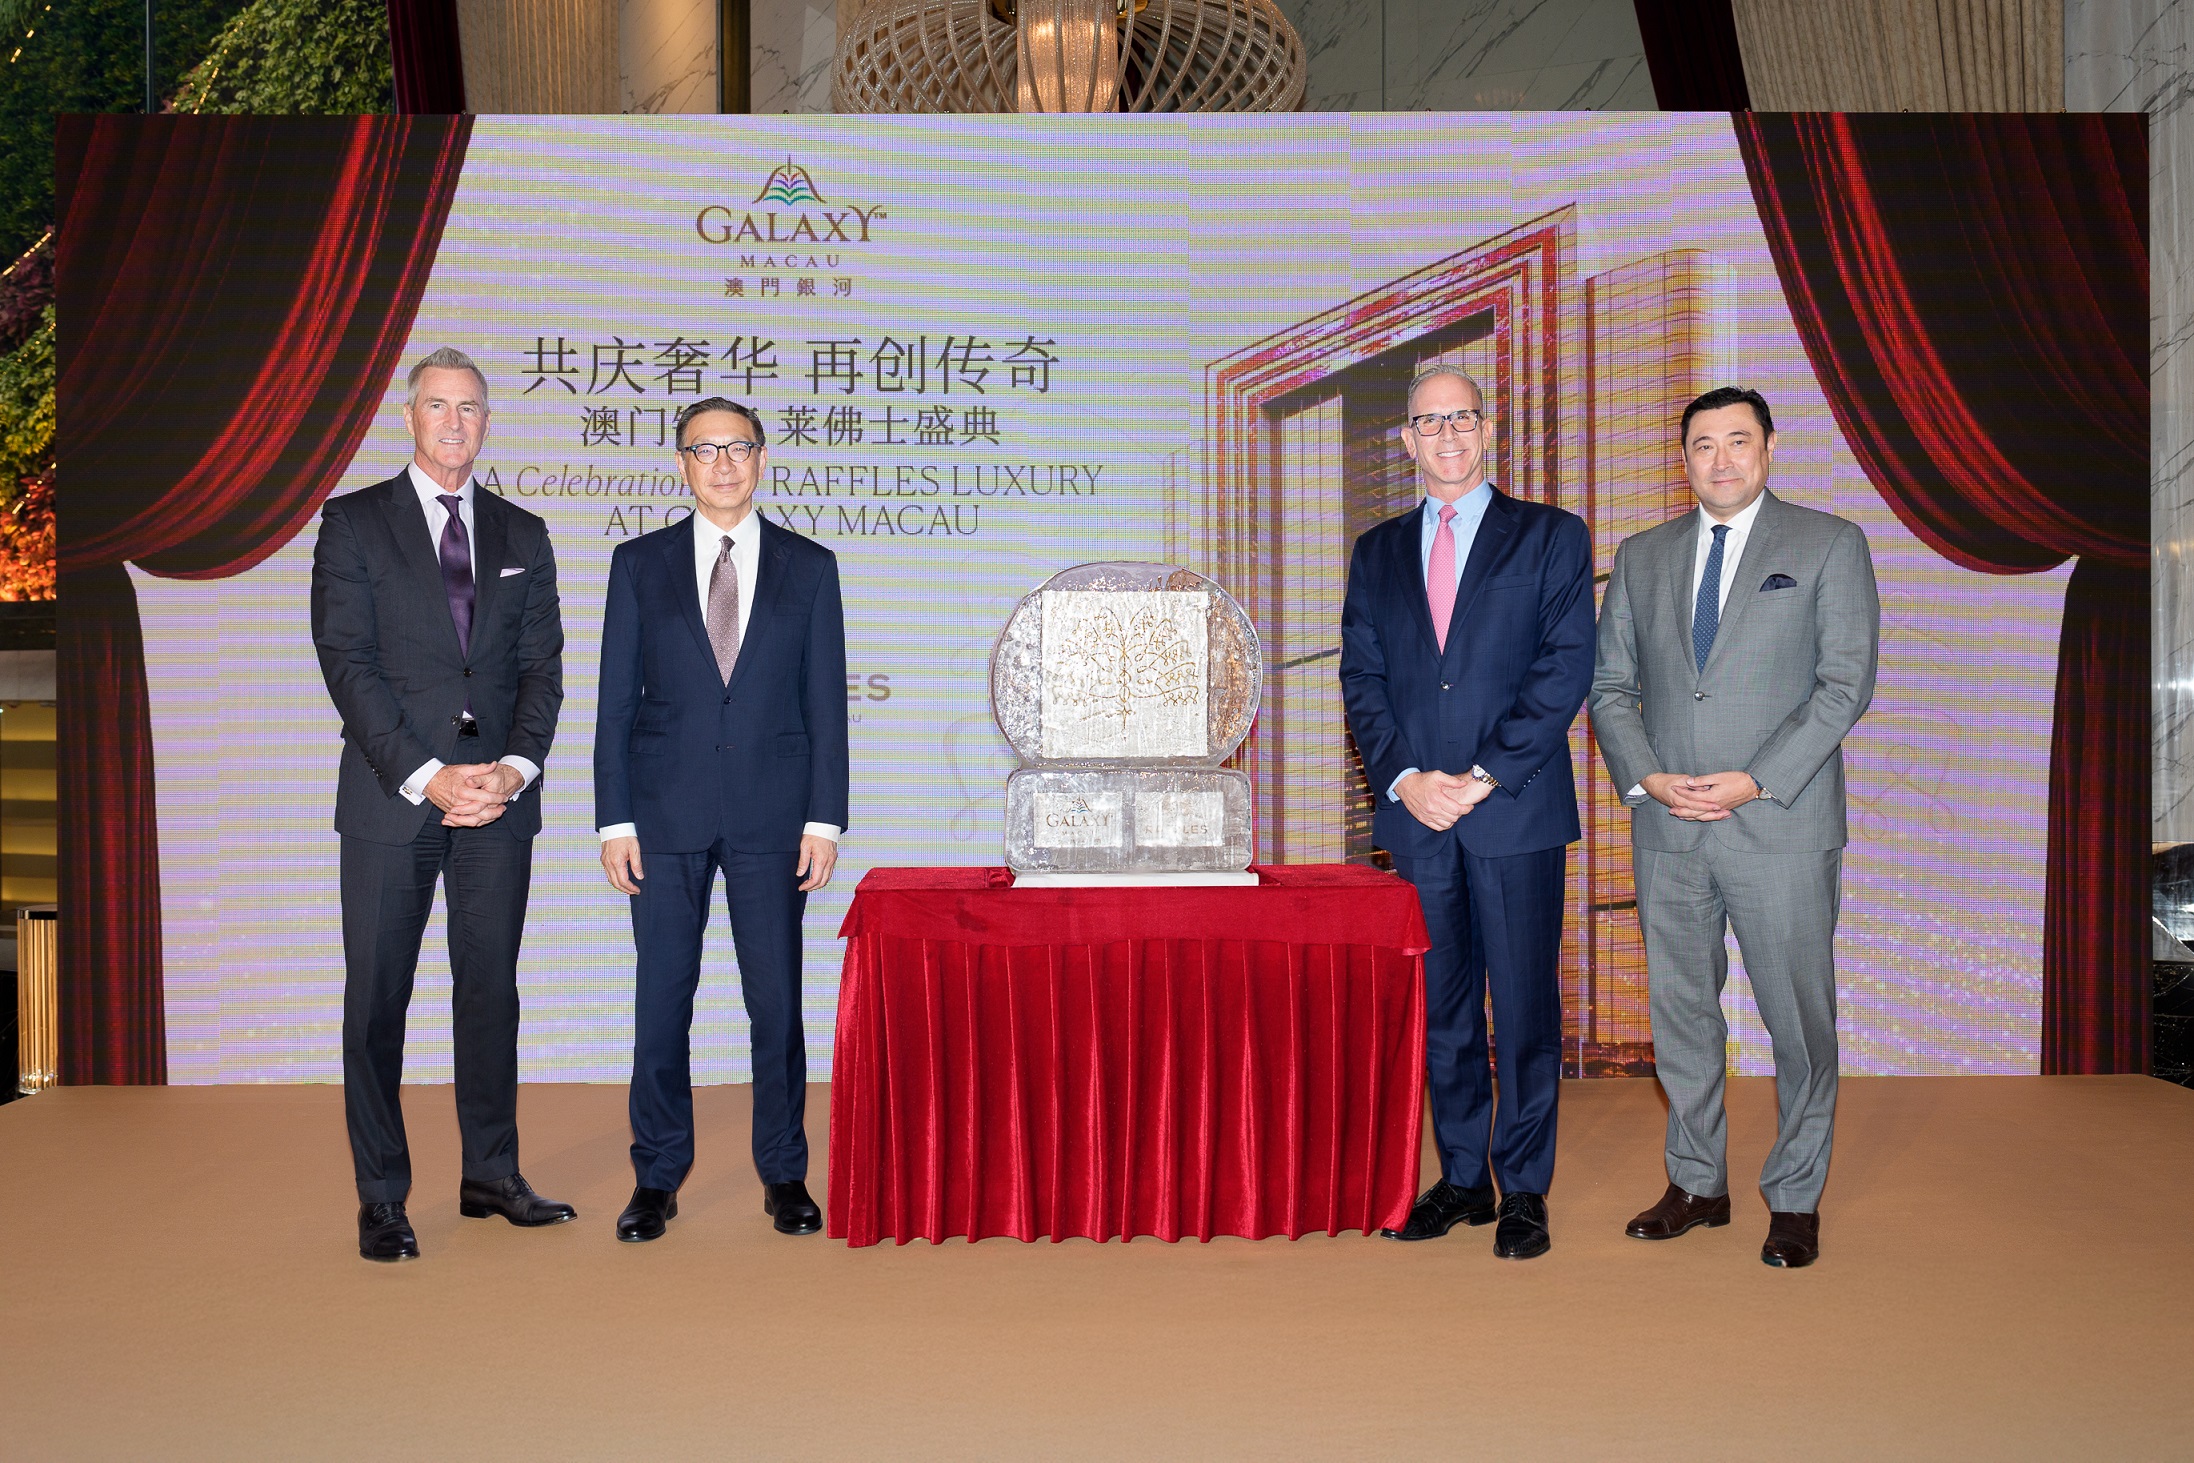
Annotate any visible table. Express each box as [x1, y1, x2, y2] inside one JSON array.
[[827, 865, 1430, 1246]]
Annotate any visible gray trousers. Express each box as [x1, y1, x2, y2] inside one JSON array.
[[1634, 842, 1842, 1212]]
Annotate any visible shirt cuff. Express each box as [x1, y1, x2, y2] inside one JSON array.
[[1387, 768, 1420, 802], [400, 758, 444, 806], [499, 756, 540, 799], [598, 823, 638, 843], [804, 822, 842, 842]]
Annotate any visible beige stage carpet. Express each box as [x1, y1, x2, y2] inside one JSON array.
[[1, 1076, 2188, 1460]]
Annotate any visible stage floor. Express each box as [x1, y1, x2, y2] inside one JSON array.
[[1, 1075, 2187, 1459]]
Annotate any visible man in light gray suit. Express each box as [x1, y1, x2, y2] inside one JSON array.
[[1589, 386, 1878, 1269]]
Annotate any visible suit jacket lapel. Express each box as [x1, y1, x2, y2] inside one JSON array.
[[1443, 488, 1517, 662], [662, 514, 717, 671], [1670, 510, 1703, 683], [378, 475, 464, 658], [467, 484, 507, 659], [1701, 491, 1781, 679], [724, 519, 791, 700], [1391, 506, 1441, 660]]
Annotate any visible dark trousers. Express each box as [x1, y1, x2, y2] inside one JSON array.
[[1390, 841, 1567, 1196], [340, 822, 532, 1204], [628, 840, 809, 1191]]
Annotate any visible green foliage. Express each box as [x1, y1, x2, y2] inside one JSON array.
[[174, 0, 393, 115], [0, 0, 253, 265], [0, 301, 51, 502]]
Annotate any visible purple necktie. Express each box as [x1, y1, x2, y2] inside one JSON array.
[[437, 493, 474, 656]]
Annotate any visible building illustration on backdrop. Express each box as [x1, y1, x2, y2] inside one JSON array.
[[1174, 206, 1713, 1078]]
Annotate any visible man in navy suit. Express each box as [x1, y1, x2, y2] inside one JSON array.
[[1339, 365, 1594, 1259], [595, 396, 850, 1241], [312, 347, 575, 1262]]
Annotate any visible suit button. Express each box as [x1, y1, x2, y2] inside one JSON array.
[[462, 668, 473, 677], [717, 743, 734, 751], [1694, 691, 1706, 701], [1441, 682, 1451, 691]]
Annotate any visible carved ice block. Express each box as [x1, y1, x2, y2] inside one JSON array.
[[990, 563, 1262, 879], [1004, 768, 1253, 876]]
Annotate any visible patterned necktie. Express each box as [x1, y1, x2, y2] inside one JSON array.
[[706, 534, 741, 682], [1427, 503, 1459, 653], [1693, 522, 1729, 673], [436, 493, 473, 656]]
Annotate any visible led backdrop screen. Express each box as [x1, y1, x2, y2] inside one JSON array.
[[133, 114, 2068, 1084]]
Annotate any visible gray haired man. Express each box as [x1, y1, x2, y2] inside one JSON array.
[[311, 347, 575, 1261]]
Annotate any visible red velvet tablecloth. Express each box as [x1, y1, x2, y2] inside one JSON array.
[[828, 865, 1430, 1246]]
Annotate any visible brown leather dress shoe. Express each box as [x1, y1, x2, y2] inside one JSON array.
[[458, 1172, 578, 1226], [1761, 1211, 1820, 1268], [1626, 1182, 1732, 1240]]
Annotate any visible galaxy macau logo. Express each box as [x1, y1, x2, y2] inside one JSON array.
[[694, 160, 889, 252]]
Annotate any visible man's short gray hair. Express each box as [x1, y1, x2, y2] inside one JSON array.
[[406, 347, 489, 408], [1406, 364, 1484, 414]]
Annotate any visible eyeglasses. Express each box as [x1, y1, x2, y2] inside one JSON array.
[[1408, 409, 1484, 436], [680, 439, 760, 465]]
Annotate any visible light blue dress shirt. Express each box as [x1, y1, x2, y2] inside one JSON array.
[[1390, 480, 1494, 800]]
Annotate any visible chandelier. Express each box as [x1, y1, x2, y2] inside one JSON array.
[[835, 0, 1308, 114]]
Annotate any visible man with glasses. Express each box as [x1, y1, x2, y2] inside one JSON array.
[[1340, 366, 1594, 1259], [594, 396, 850, 1242]]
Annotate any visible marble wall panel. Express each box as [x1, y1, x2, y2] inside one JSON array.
[[623, 0, 718, 113], [1384, 0, 1653, 111], [1274, 0, 1386, 109], [754, 0, 838, 113], [2067, 0, 2192, 843]]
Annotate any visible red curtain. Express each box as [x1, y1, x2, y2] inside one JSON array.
[[1734, 113, 2150, 1074], [1633, 1, 1751, 110], [386, 0, 468, 114], [55, 115, 473, 1083]]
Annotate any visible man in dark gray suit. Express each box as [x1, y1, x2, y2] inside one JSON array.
[[1589, 386, 1878, 1269], [312, 347, 574, 1262]]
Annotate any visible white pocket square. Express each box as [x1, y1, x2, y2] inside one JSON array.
[[499, 566, 526, 577]]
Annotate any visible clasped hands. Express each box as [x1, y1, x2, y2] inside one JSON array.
[[1641, 770, 1759, 821], [1398, 769, 1495, 831], [424, 762, 522, 827]]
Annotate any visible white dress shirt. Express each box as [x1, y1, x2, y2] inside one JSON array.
[[598, 508, 841, 845], [1688, 490, 1766, 618], [397, 463, 540, 805]]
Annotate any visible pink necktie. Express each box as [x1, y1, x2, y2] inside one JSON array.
[[1428, 503, 1458, 652]]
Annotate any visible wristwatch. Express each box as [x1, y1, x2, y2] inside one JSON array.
[[1468, 764, 1499, 788]]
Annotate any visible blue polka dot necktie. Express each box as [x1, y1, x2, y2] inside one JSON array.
[[1693, 523, 1728, 674]]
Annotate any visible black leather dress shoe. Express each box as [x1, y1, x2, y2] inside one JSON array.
[[1492, 1191, 1550, 1260], [1626, 1182, 1732, 1240], [1380, 1180, 1498, 1241], [459, 1172, 578, 1227], [763, 1180, 822, 1235], [358, 1201, 419, 1262], [1761, 1210, 1820, 1268], [616, 1186, 678, 1243]]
